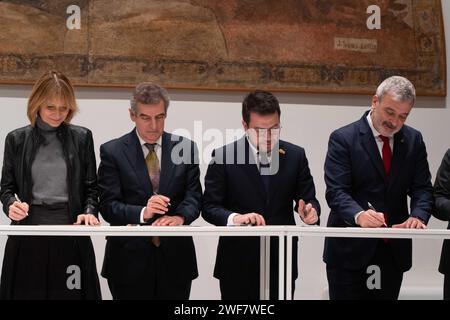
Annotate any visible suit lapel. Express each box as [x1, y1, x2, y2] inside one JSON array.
[[123, 129, 153, 197], [360, 115, 386, 181], [388, 130, 407, 189], [159, 132, 176, 195]]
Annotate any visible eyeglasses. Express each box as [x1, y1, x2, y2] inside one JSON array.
[[44, 105, 69, 114], [248, 126, 282, 137]]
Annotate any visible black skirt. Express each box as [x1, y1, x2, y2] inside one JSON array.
[[0, 204, 102, 300]]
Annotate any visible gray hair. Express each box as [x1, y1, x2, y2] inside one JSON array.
[[376, 76, 416, 105], [130, 82, 170, 113]]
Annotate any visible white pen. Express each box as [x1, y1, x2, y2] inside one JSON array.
[[14, 193, 28, 216], [367, 202, 387, 227]]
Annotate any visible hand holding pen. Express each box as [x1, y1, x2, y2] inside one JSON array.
[[153, 192, 171, 207], [143, 192, 171, 221], [355, 202, 387, 228], [367, 202, 387, 227], [8, 193, 29, 222]]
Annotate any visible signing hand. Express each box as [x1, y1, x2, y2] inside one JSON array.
[[152, 215, 185, 226], [297, 199, 319, 225], [233, 213, 266, 226], [74, 214, 100, 226], [392, 217, 427, 229], [8, 201, 29, 222], [356, 210, 387, 228], [144, 194, 170, 221]]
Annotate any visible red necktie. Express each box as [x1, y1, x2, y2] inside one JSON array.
[[379, 135, 391, 238], [379, 135, 392, 176]]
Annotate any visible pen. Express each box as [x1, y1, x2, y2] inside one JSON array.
[[14, 193, 28, 216], [153, 192, 171, 207], [367, 202, 387, 227]]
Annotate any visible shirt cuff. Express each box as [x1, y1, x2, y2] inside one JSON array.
[[227, 213, 238, 226], [354, 211, 364, 225], [140, 207, 146, 224]]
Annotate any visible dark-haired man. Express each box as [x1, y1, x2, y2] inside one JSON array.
[[202, 90, 320, 299]]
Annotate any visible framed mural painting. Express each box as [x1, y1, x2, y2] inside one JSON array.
[[0, 0, 446, 95]]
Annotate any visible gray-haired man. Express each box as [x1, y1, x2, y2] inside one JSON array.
[[98, 83, 202, 299], [323, 76, 434, 299]]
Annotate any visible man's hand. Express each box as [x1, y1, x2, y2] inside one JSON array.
[[143, 194, 170, 221], [392, 217, 427, 229], [152, 215, 185, 226], [233, 213, 266, 226], [74, 214, 100, 226], [356, 210, 387, 228], [297, 199, 318, 225], [8, 201, 29, 222]]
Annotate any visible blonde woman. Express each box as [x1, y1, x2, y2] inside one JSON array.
[[0, 70, 101, 299]]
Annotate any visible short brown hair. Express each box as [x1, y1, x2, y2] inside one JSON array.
[[27, 70, 78, 126]]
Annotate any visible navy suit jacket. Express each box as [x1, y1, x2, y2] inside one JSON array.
[[98, 130, 202, 284], [433, 148, 450, 275], [202, 136, 320, 281], [323, 112, 433, 272]]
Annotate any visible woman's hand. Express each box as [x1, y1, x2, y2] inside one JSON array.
[[74, 214, 100, 226], [8, 201, 29, 221]]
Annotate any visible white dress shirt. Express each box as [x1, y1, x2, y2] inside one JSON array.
[[366, 112, 394, 157], [354, 112, 394, 224]]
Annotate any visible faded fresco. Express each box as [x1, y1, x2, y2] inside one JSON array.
[[0, 0, 446, 95]]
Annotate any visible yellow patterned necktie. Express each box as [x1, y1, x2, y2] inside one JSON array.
[[145, 143, 161, 247], [145, 143, 160, 192]]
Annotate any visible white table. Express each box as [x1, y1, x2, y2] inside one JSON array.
[[1, 225, 450, 300]]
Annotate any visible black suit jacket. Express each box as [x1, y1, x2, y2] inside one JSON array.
[[202, 136, 320, 282], [98, 130, 201, 284], [323, 112, 433, 272], [433, 148, 450, 275]]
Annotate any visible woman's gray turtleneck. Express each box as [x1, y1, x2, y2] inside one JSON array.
[[31, 116, 69, 205]]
